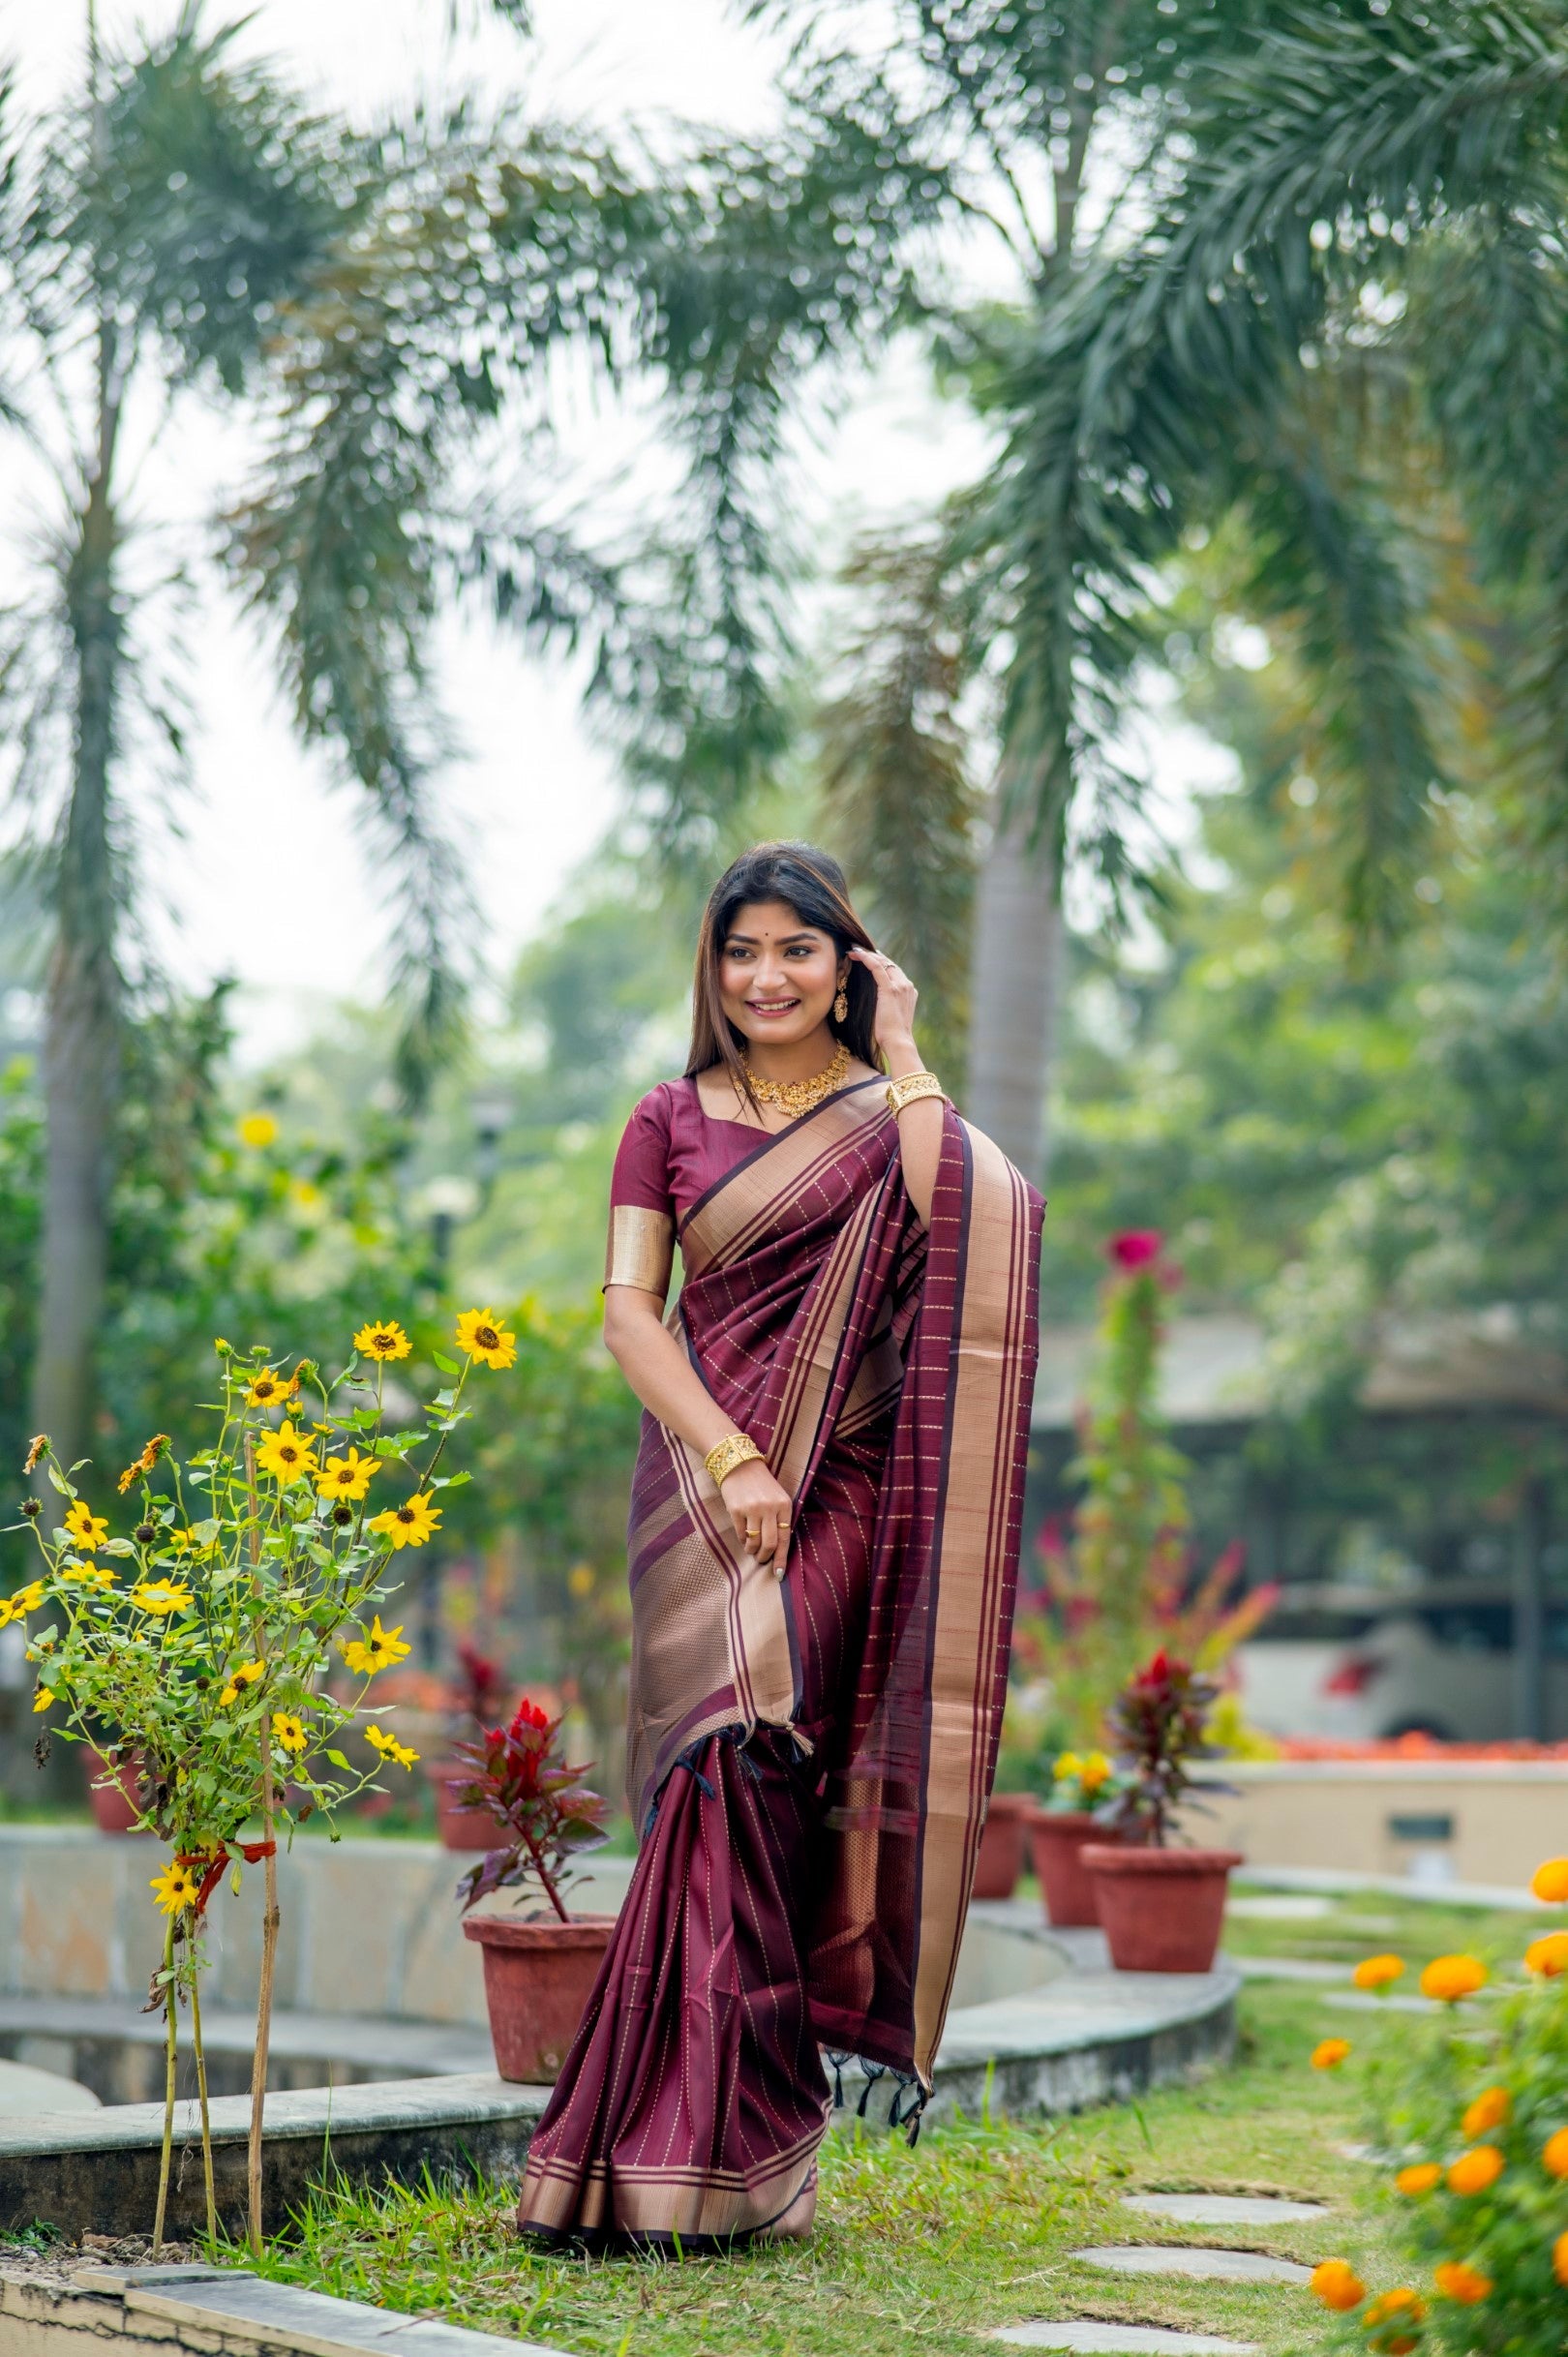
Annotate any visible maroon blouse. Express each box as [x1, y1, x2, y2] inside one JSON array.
[[603, 1076, 769, 1296]]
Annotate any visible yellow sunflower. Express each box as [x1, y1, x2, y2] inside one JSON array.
[[317, 1448, 380, 1503], [353, 1318, 411, 1363], [221, 1659, 264, 1703], [63, 1501, 108, 1552], [245, 1368, 298, 1409], [237, 1111, 278, 1149], [366, 1724, 419, 1769], [454, 1307, 517, 1371], [255, 1422, 319, 1487], [150, 1859, 202, 1915], [9, 1581, 45, 1616], [167, 1526, 215, 1557], [32, 1686, 53, 1713], [369, 1493, 441, 1551], [131, 1578, 194, 1617], [64, 1561, 114, 1590], [271, 1712, 307, 1755], [342, 1615, 411, 1676]]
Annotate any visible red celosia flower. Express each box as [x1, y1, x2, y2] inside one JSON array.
[[512, 1698, 551, 1734], [1109, 1229, 1162, 1269]]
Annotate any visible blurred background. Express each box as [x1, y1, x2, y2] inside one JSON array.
[[3, 0, 1565, 1825]]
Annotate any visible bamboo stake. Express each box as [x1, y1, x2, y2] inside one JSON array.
[[152, 1916, 177, 2254], [189, 1941, 218, 2246], [245, 1431, 280, 2260]]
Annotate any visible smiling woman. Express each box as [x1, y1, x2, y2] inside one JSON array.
[[516, 841, 1045, 2253]]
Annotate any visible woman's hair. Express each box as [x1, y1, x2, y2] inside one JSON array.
[[684, 841, 881, 1098]]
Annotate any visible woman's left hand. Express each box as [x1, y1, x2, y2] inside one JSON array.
[[848, 946, 919, 1057]]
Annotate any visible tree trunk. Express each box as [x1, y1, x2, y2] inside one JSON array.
[[32, 331, 124, 1463], [964, 800, 1064, 1181]]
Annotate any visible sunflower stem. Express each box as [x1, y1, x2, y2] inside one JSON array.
[[152, 1914, 177, 2254], [245, 1430, 280, 2261], [189, 1937, 218, 2247]]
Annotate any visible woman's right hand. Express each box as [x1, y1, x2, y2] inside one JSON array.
[[719, 1458, 795, 1574]]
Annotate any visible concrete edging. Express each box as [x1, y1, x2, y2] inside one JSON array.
[[0, 2262, 570, 2357]]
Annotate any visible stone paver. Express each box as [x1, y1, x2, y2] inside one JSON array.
[[1122, 2192, 1327, 2224], [1070, 2246, 1312, 2284], [994, 2327, 1258, 2353]]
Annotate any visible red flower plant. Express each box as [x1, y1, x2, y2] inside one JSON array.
[[450, 1697, 609, 1920], [1109, 1229, 1163, 1270], [454, 1640, 505, 1726], [1103, 1648, 1233, 1848]]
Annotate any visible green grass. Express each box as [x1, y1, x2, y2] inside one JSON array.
[[240, 1892, 1539, 2354]]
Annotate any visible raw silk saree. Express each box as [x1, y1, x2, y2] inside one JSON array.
[[517, 1077, 1043, 2248]]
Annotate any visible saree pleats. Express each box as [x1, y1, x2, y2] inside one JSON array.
[[517, 1083, 1042, 2246]]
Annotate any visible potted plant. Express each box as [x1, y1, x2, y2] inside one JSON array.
[[427, 1641, 511, 1849], [455, 1697, 616, 2081], [973, 1789, 1034, 1899], [1081, 1649, 1242, 1973], [1026, 1748, 1130, 1926], [82, 1737, 150, 1835]]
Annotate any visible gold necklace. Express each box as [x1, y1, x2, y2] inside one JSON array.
[[740, 1039, 851, 1119]]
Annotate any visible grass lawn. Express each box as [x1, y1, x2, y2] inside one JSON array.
[[245, 1885, 1548, 2357]]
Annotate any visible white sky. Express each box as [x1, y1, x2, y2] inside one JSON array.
[[0, 0, 1222, 1059]]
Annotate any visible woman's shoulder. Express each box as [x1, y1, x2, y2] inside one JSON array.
[[621, 1075, 699, 1136]]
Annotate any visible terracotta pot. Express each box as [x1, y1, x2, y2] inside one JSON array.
[[426, 1760, 495, 1851], [1026, 1807, 1127, 1926], [463, 1913, 617, 2081], [84, 1749, 148, 1835], [972, 1792, 1032, 1899], [1081, 1844, 1244, 1974]]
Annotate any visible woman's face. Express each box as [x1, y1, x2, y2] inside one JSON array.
[[718, 899, 844, 1051]]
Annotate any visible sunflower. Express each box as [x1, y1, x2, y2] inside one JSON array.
[[10, 1581, 45, 1615], [63, 1501, 108, 1552], [150, 1859, 202, 1915], [342, 1615, 411, 1676], [167, 1526, 215, 1557], [237, 1111, 278, 1149], [219, 1659, 265, 1704], [353, 1318, 411, 1363], [369, 1493, 441, 1551], [245, 1368, 298, 1409], [32, 1686, 53, 1713], [271, 1712, 307, 1755], [317, 1448, 380, 1503], [366, 1724, 419, 1769], [455, 1307, 517, 1370], [131, 1579, 194, 1617], [256, 1422, 319, 1487], [64, 1560, 114, 1590]]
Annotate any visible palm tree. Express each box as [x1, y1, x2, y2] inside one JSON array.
[[5, 4, 932, 1462], [759, 0, 1461, 1175]]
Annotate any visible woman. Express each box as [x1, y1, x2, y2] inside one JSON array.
[[517, 841, 1043, 2250]]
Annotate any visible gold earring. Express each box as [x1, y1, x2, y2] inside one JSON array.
[[833, 987, 848, 1023]]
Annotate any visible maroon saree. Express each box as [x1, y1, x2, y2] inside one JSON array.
[[517, 1076, 1043, 2247]]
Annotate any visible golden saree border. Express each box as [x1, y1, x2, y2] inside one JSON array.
[[678, 1078, 887, 1278], [908, 1124, 1036, 2086], [519, 2120, 825, 2242], [603, 1204, 675, 1297]]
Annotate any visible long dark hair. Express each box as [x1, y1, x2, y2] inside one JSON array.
[[684, 842, 881, 1102]]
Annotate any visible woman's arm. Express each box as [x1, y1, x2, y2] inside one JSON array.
[[848, 947, 943, 1226], [602, 1285, 795, 1571]]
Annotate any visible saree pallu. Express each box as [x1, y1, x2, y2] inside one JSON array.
[[518, 1078, 1043, 2247]]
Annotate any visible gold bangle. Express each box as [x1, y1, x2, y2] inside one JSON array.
[[705, 1432, 764, 1489], [886, 1070, 945, 1116]]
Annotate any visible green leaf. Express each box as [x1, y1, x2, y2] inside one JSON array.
[[326, 1749, 350, 1769], [101, 1538, 137, 1557], [433, 1351, 460, 1375], [45, 1464, 75, 1497]]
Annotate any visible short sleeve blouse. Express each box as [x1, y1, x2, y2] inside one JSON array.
[[603, 1078, 766, 1296]]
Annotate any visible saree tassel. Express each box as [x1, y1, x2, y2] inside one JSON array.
[[672, 1738, 716, 1800], [856, 2060, 887, 2118], [825, 2048, 849, 2109]]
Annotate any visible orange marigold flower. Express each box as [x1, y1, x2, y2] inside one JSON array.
[[1353, 1952, 1405, 1991], [1395, 2162, 1441, 2196], [1554, 2229, 1568, 2287], [1310, 2259, 1365, 2312], [1530, 1857, 1568, 1904], [1524, 1932, 1568, 1978], [1364, 2286, 1426, 2352], [1542, 2126, 1568, 2179], [1433, 2261, 1492, 2305], [1421, 1953, 1488, 2003], [1312, 2038, 1353, 2070], [1447, 2144, 1505, 2195], [1462, 2086, 1512, 2139]]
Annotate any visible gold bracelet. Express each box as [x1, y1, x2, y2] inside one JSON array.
[[704, 1432, 764, 1489], [886, 1069, 945, 1116]]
